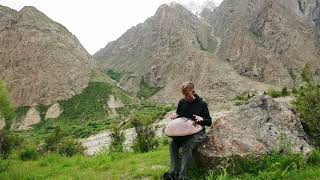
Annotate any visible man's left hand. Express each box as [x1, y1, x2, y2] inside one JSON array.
[[193, 115, 203, 123]]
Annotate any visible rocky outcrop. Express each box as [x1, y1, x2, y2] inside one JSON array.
[[0, 5, 93, 107], [94, 3, 272, 110], [107, 95, 124, 116], [195, 96, 312, 168], [11, 107, 41, 130], [45, 103, 62, 120], [200, 0, 320, 87]]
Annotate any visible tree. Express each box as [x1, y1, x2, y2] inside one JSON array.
[[0, 80, 15, 129]]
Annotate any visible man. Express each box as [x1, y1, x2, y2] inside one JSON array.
[[163, 81, 212, 180]]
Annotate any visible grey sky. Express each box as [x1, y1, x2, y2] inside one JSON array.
[[0, 0, 223, 54]]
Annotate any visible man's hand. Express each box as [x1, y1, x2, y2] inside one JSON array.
[[193, 115, 204, 123], [170, 113, 179, 120]]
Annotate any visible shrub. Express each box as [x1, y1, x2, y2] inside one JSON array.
[[109, 126, 125, 152], [42, 127, 84, 156], [0, 130, 23, 158], [267, 88, 282, 98], [43, 127, 64, 152], [19, 147, 39, 161], [57, 137, 85, 157], [281, 87, 290, 96], [131, 118, 159, 153]]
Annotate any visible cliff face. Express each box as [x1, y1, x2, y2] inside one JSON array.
[[0, 5, 93, 106], [94, 3, 272, 110], [201, 0, 320, 86]]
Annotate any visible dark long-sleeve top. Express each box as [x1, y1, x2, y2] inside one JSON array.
[[176, 93, 212, 127]]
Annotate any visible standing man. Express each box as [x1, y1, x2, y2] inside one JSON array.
[[163, 81, 212, 180]]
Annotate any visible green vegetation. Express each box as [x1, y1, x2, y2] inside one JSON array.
[[106, 69, 126, 82], [0, 80, 16, 129], [267, 87, 290, 98], [233, 91, 255, 105], [109, 127, 125, 152], [19, 147, 39, 161], [293, 64, 320, 144], [131, 118, 159, 153], [2, 145, 320, 179], [137, 79, 162, 99], [250, 30, 262, 39], [59, 82, 113, 120]]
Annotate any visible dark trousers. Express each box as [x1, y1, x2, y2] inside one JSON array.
[[169, 129, 207, 178]]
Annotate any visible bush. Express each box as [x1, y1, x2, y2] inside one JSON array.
[[0, 130, 23, 158], [43, 127, 64, 152], [42, 127, 85, 156], [131, 118, 159, 153], [57, 137, 85, 157], [19, 147, 39, 161], [267, 88, 282, 98], [281, 87, 290, 96], [109, 127, 125, 152]]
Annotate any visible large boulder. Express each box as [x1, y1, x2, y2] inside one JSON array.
[[11, 107, 41, 130], [45, 103, 63, 120], [195, 96, 312, 167]]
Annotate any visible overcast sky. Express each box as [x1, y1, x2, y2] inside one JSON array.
[[0, 0, 223, 54]]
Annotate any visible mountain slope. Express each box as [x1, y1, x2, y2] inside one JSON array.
[[0, 5, 93, 106], [200, 0, 320, 86], [94, 3, 272, 110]]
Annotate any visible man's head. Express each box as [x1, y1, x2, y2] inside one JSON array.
[[181, 81, 195, 102]]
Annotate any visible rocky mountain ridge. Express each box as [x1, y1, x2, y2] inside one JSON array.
[[0, 5, 93, 107], [94, 3, 273, 110]]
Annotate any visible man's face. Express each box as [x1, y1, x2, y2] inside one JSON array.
[[182, 89, 195, 102]]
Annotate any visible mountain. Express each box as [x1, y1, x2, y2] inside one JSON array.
[[0, 5, 93, 107], [94, 2, 272, 110], [200, 0, 320, 86]]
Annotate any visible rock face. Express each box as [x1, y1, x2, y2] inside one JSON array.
[[94, 3, 272, 110], [107, 95, 124, 116], [11, 107, 41, 130], [200, 0, 320, 86], [45, 103, 62, 120], [195, 96, 311, 167], [0, 5, 93, 107]]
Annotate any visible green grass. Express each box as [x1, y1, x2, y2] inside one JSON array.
[[3, 146, 320, 180], [0, 146, 171, 180]]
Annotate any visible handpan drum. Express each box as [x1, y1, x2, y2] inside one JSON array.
[[163, 117, 203, 137]]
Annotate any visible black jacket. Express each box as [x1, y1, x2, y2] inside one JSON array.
[[176, 93, 212, 127]]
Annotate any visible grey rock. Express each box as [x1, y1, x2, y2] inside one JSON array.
[[195, 96, 312, 167]]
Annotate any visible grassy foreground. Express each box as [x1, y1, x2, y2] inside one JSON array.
[[2, 144, 320, 180]]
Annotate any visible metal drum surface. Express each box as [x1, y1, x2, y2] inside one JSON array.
[[163, 117, 203, 137]]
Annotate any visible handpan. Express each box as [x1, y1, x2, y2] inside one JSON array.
[[163, 117, 203, 137]]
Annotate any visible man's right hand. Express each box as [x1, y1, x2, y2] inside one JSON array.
[[169, 113, 178, 120]]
